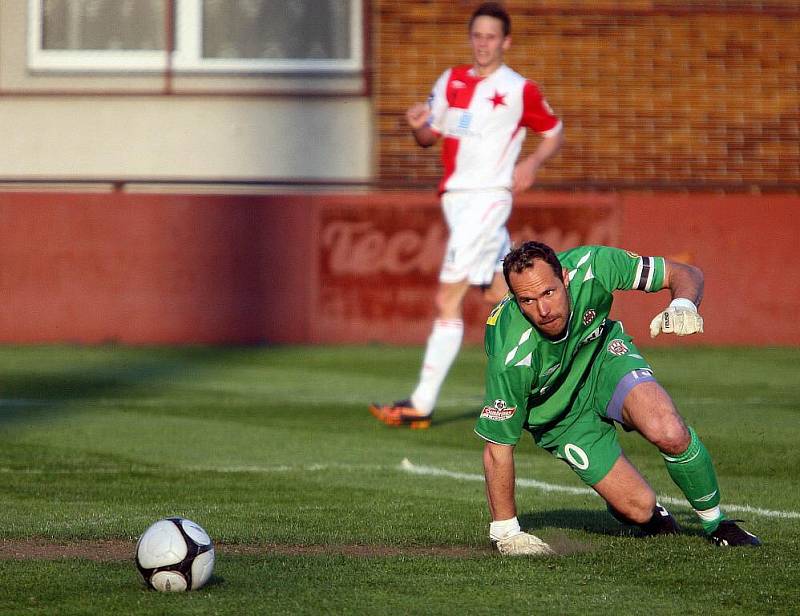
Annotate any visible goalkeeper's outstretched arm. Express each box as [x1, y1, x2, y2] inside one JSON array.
[[663, 260, 704, 306], [649, 260, 705, 338]]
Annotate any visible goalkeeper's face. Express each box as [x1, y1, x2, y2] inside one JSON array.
[[509, 259, 571, 339]]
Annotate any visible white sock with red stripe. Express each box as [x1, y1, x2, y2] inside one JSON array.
[[410, 318, 464, 415]]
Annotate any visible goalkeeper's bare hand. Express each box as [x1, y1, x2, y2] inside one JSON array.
[[493, 531, 555, 556], [650, 298, 704, 338]]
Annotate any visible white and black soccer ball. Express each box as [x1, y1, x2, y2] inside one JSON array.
[[135, 517, 215, 592]]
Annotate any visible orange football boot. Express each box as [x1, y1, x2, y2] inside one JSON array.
[[369, 399, 432, 429]]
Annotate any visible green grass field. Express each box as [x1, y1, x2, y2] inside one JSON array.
[[0, 344, 798, 615]]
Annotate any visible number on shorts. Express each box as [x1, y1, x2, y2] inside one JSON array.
[[564, 444, 590, 470]]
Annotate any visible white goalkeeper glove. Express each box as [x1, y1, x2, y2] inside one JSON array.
[[649, 298, 704, 338], [490, 517, 554, 556], [493, 531, 555, 556]]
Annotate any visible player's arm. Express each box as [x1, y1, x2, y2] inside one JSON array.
[[483, 441, 517, 521], [512, 81, 564, 193], [405, 102, 439, 147], [662, 259, 704, 306], [406, 71, 449, 148], [483, 441, 553, 556], [512, 127, 564, 194], [583, 246, 704, 338], [476, 370, 527, 546], [476, 346, 552, 555], [649, 259, 705, 338]]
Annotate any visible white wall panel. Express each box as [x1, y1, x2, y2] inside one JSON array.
[[0, 97, 372, 180]]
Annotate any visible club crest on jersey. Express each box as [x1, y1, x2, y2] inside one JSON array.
[[607, 339, 629, 356], [582, 309, 597, 326], [480, 399, 516, 421]]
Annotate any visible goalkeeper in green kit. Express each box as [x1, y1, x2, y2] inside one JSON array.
[[477, 241, 761, 555]]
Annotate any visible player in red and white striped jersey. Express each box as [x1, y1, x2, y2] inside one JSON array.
[[370, 2, 564, 429]]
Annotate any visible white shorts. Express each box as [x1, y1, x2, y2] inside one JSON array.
[[439, 189, 512, 286]]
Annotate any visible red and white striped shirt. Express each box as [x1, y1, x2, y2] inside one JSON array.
[[428, 64, 561, 194]]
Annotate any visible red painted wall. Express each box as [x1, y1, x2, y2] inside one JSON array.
[[313, 192, 620, 344], [613, 193, 800, 346], [0, 191, 797, 346], [0, 193, 314, 344]]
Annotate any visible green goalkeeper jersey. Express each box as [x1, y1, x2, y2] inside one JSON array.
[[475, 245, 666, 445]]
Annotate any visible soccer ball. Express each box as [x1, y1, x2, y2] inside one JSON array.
[[135, 517, 215, 592]]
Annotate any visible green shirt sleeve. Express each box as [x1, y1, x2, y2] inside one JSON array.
[[474, 355, 533, 445], [477, 296, 535, 445], [590, 246, 665, 293]]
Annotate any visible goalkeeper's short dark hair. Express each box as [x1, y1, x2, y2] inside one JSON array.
[[503, 241, 563, 291]]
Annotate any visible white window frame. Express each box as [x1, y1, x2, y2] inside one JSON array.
[[27, 0, 364, 73]]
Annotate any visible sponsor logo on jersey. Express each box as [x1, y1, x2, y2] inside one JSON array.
[[625, 250, 640, 259], [451, 80, 466, 89], [607, 338, 629, 356], [456, 111, 473, 131], [480, 399, 516, 421], [582, 309, 597, 326], [444, 109, 479, 138]]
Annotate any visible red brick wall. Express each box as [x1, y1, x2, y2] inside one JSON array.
[[374, 1, 800, 190]]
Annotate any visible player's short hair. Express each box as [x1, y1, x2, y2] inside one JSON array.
[[469, 2, 511, 37], [503, 241, 563, 291]]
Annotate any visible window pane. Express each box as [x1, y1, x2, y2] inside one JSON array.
[[41, 0, 167, 51], [202, 0, 352, 60]]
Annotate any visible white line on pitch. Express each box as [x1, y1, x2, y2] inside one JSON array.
[[399, 458, 800, 520], [184, 463, 387, 473], [0, 467, 143, 474], [0, 463, 384, 475]]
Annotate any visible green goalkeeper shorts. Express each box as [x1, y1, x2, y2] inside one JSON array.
[[529, 332, 656, 486]]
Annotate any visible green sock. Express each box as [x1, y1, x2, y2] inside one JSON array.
[[662, 426, 724, 532]]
